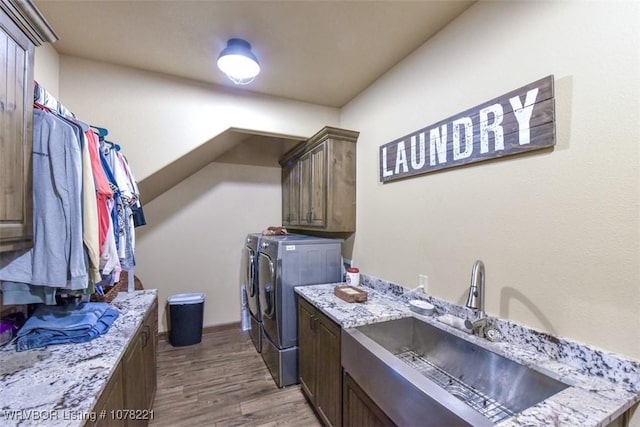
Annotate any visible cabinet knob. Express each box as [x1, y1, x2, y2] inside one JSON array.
[[310, 315, 320, 331], [141, 327, 149, 347]]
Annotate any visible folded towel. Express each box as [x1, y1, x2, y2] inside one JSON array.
[[17, 302, 110, 335], [15, 302, 119, 351]]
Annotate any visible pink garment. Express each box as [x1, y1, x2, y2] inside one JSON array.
[[85, 130, 113, 253]]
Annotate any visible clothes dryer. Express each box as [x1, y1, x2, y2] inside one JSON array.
[[257, 233, 342, 387], [241, 233, 262, 352]]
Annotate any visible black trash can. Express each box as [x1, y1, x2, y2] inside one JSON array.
[[167, 293, 206, 347]]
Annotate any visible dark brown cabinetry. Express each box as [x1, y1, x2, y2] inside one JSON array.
[[298, 297, 342, 427], [281, 161, 300, 226], [299, 142, 327, 228], [0, 8, 33, 253], [86, 363, 125, 427], [343, 373, 396, 427], [123, 297, 158, 420], [88, 297, 158, 427], [142, 302, 158, 411], [0, 0, 57, 253], [280, 126, 358, 232]]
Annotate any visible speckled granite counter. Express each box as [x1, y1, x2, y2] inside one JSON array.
[[0, 290, 157, 427], [295, 279, 640, 427]]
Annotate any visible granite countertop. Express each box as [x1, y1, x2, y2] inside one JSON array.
[[0, 290, 157, 427], [295, 281, 640, 427]]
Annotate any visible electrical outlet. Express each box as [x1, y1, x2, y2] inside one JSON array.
[[418, 274, 429, 293]]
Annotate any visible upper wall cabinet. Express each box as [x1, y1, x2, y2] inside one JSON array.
[[0, 0, 57, 253], [279, 126, 359, 233]]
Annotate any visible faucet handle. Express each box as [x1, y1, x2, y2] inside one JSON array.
[[464, 317, 487, 338]]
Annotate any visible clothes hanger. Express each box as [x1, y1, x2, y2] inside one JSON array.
[[106, 140, 121, 151], [90, 125, 109, 138], [33, 101, 51, 113], [98, 135, 121, 152]]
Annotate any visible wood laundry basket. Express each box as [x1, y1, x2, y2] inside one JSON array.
[[91, 274, 144, 303]]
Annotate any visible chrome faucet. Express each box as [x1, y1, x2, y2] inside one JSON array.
[[465, 260, 487, 337]]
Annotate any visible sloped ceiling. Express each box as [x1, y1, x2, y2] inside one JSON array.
[[138, 129, 300, 202]]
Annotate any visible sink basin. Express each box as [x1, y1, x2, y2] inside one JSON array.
[[342, 316, 569, 426]]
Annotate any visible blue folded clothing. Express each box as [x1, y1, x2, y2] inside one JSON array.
[[15, 302, 119, 352]]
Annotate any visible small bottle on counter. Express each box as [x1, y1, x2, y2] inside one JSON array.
[[346, 267, 360, 286]]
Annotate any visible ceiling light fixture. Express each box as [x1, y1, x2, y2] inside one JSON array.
[[217, 38, 261, 85]]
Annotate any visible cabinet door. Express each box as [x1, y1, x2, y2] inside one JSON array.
[[299, 152, 311, 225], [86, 363, 125, 427], [281, 162, 300, 226], [315, 312, 342, 427], [343, 373, 396, 427], [0, 10, 34, 253], [123, 330, 147, 426], [299, 143, 326, 227], [142, 301, 158, 411], [297, 297, 316, 402]]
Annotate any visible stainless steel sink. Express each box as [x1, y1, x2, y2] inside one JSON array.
[[342, 316, 569, 426]]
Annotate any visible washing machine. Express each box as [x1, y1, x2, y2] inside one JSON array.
[[257, 233, 342, 387], [241, 233, 262, 352]]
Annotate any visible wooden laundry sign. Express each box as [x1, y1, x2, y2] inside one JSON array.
[[379, 75, 555, 182]]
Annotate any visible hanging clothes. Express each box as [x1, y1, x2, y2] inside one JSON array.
[[101, 142, 137, 270], [119, 152, 146, 227], [0, 82, 143, 305], [85, 130, 114, 253], [79, 130, 101, 284], [56, 115, 101, 285], [0, 109, 87, 289]]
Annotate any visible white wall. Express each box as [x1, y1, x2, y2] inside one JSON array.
[[58, 56, 339, 181], [33, 44, 59, 97], [135, 161, 281, 332], [342, 0, 640, 363]]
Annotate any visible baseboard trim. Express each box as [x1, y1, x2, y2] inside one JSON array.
[[159, 321, 242, 342]]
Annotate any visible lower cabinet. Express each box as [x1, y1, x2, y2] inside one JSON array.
[[123, 298, 158, 422], [87, 297, 158, 426], [298, 297, 342, 427], [342, 373, 396, 427], [87, 363, 125, 427]]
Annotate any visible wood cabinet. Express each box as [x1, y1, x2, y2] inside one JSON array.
[[298, 296, 342, 427], [281, 161, 300, 226], [0, 0, 57, 253], [123, 297, 158, 421], [299, 143, 327, 227], [86, 363, 125, 427], [0, 6, 34, 253], [142, 302, 158, 411], [279, 126, 358, 232], [343, 373, 396, 427], [87, 297, 158, 427]]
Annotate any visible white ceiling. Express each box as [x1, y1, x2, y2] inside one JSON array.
[[34, 0, 475, 108]]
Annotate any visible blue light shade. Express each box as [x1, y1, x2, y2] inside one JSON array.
[[217, 38, 261, 85]]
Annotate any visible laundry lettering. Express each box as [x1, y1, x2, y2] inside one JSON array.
[[379, 75, 555, 182]]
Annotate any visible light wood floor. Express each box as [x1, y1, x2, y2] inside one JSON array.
[[149, 327, 322, 427]]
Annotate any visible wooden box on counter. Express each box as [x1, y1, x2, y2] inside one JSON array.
[[334, 285, 368, 303]]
